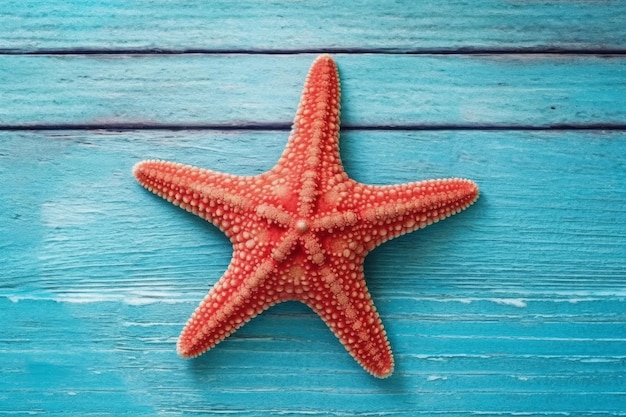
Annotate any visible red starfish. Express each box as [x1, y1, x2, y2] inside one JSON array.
[[133, 55, 479, 378]]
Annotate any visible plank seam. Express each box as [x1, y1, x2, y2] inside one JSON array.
[[1, 123, 625, 132], [1, 47, 626, 56]]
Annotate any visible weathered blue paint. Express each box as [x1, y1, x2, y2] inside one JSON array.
[[0, 0, 625, 52], [1, 130, 625, 415], [0, 55, 624, 127]]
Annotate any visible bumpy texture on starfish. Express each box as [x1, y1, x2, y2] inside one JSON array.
[[133, 55, 479, 378]]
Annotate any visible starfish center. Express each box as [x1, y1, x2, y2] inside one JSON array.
[[295, 219, 309, 233]]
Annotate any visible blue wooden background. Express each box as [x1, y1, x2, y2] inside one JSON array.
[[1, 1, 625, 416]]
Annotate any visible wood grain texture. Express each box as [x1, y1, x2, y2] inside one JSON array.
[[1, 0, 625, 52], [2, 130, 625, 415], [1, 54, 625, 127], [1, 0, 626, 415]]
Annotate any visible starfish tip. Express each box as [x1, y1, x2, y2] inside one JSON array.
[[176, 340, 198, 359], [371, 363, 394, 379], [316, 53, 334, 62], [132, 160, 152, 181]]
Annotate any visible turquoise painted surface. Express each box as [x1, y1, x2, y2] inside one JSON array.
[[1, 55, 625, 127], [1, 0, 625, 51], [2, 130, 625, 415], [1, 1, 625, 416]]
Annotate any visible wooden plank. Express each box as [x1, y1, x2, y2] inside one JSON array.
[[1, 129, 624, 415], [1, 54, 625, 127], [1, 0, 625, 52]]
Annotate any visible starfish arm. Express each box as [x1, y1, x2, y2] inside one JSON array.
[[353, 178, 479, 250], [133, 160, 260, 239], [269, 54, 344, 217], [307, 263, 394, 378], [177, 257, 278, 358]]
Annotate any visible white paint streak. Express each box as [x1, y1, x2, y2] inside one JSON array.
[[490, 298, 527, 308]]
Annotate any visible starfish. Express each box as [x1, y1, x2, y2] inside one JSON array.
[[133, 54, 479, 378]]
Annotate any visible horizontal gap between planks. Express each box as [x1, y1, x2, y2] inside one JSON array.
[[1, 123, 625, 132], [1, 47, 625, 56]]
